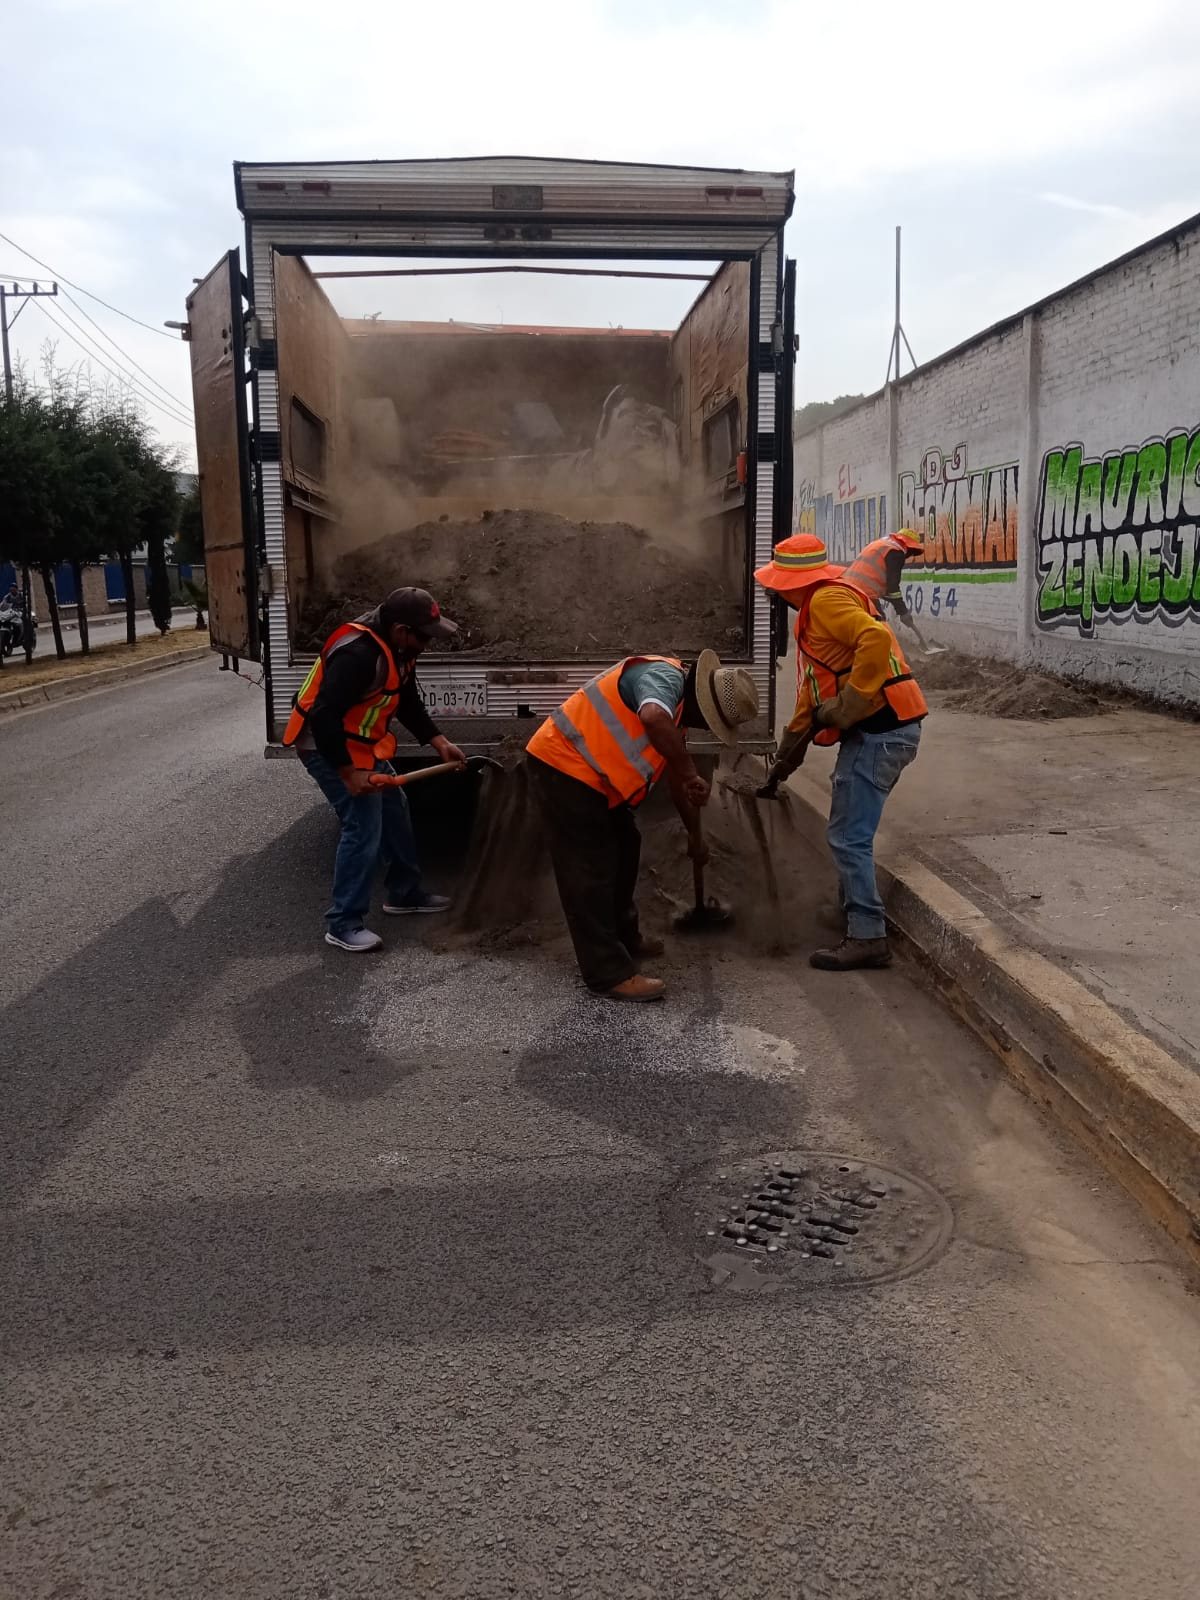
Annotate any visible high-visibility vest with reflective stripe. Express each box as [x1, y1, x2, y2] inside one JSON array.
[[282, 622, 408, 768], [840, 534, 912, 603], [795, 583, 927, 747], [526, 655, 684, 808]]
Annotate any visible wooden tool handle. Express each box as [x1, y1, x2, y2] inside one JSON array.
[[367, 761, 466, 790]]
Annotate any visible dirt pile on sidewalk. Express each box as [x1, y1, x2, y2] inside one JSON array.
[[299, 508, 745, 660], [434, 755, 814, 960], [915, 648, 1109, 719]]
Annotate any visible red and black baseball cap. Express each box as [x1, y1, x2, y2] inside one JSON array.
[[379, 587, 459, 641]]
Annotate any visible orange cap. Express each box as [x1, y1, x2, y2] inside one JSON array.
[[891, 528, 924, 553]]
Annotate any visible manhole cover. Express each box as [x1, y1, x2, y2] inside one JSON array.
[[677, 1150, 952, 1292]]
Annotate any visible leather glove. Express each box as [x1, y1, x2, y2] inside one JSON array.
[[815, 686, 874, 731], [757, 728, 811, 797]]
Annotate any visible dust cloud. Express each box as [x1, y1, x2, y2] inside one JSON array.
[[298, 313, 747, 659], [432, 755, 819, 963]]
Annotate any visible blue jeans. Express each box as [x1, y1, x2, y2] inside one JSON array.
[[299, 752, 423, 937], [826, 724, 922, 941]]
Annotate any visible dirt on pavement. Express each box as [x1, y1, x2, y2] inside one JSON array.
[[298, 508, 745, 661], [435, 753, 818, 965], [914, 647, 1110, 719]]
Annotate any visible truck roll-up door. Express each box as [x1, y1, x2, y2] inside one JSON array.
[[185, 250, 259, 661], [772, 256, 798, 661]]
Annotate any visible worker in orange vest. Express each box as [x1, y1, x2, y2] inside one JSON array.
[[283, 588, 467, 953], [755, 533, 928, 971], [526, 651, 759, 1001], [840, 529, 925, 635]]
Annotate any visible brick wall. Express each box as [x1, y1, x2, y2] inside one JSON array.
[[793, 215, 1200, 706]]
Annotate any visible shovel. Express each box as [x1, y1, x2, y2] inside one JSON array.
[[673, 825, 734, 933], [367, 756, 503, 790], [907, 619, 947, 657]]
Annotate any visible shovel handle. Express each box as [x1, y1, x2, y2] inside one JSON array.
[[367, 760, 466, 790], [692, 857, 705, 900]]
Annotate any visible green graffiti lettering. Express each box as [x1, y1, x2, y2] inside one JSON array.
[[1039, 428, 1200, 636], [1039, 448, 1080, 541], [1112, 532, 1140, 605], [1183, 429, 1200, 518], [1080, 536, 1114, 627], [1077, 460, 1103, 534], [1162, 525, 1197, 607], [1037, 543, 1065, 619], [1138, 528, 1163, 606], [1165, 431, 1188, 520], [1064, 542, 1084, 612], [1132, 442, 1167, 528], [1102, 450, 1139, 532]]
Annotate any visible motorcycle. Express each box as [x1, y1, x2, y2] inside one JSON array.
[[0, 600, 38, 660]]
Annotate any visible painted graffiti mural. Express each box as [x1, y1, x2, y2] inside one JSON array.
[[1036, 427, 1200, 634], [898, 444, 1018, 580], [796, 477, 817, 535], [795, 474, 889, 561]]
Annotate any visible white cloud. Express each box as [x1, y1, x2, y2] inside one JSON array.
[[1039, 192, 1134, 221]]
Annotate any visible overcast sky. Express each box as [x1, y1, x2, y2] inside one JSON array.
[[5, 0, 1199, 466]]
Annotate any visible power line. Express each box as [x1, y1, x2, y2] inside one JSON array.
[[31, 299, 195, 431], [0, 228, 179, 342], [58, 285, 192, 417], [34, 296, 193, 427]]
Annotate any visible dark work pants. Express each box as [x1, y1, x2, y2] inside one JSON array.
[[527, 756, 642, 991]]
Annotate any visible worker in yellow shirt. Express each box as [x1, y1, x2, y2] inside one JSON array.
[[754, 533, 928, 970]]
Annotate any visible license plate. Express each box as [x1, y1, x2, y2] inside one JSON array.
[[423, 679, 488, 717]]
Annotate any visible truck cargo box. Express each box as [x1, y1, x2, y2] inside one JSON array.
[[184, 156, 796, 754]]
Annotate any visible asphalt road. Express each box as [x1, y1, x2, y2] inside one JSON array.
[[2, 663, 1198, 1600]]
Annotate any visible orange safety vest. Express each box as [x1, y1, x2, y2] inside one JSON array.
[[795, 583, 927, 746], [282, 621, 409, 769], [526, 655, 684, 808], [840, 534, 912, 603]]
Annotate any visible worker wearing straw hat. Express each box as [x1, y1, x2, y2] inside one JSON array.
[[526, 650, 759, 1001], [755, 533, 928, 971]]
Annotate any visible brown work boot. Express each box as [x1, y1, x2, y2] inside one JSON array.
[[603, 975, 666, 1002], [631, 934, 665, 959], [809, 938, 891, 971]]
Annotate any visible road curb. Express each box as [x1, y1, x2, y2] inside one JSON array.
[[0, 645, 210, 715], [788, 769, 1200, 1266]]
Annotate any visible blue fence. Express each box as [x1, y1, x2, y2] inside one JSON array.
[[0, 560, 195, 609]]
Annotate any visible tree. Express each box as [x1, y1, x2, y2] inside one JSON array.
[[2, 348, 187, 659], [142, 460, 180, 635], [91, 400, 178, 644], [794, 392, 868, 434], [174, 483, 205, 567], [0, 385, 70, 660], [42, 371, 115, 657]]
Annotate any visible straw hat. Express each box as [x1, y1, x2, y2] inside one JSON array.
[[753, 532, 842, 594], [694, 650, 759, 746]]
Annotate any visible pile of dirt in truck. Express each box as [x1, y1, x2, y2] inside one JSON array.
[[298, 508, 745, 659]]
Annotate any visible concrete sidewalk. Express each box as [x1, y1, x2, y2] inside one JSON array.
[[787, 694, 1200, 1260], [795, 697, 1200, 1074]]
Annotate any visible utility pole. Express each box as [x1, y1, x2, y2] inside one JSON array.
[[0, 281, 60, 663], [1, 279, 59, 401], [883, 227, 918, 387]]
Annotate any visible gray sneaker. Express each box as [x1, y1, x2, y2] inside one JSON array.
[[382, 893, 452, 916], [325, 928, 384, 953]]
